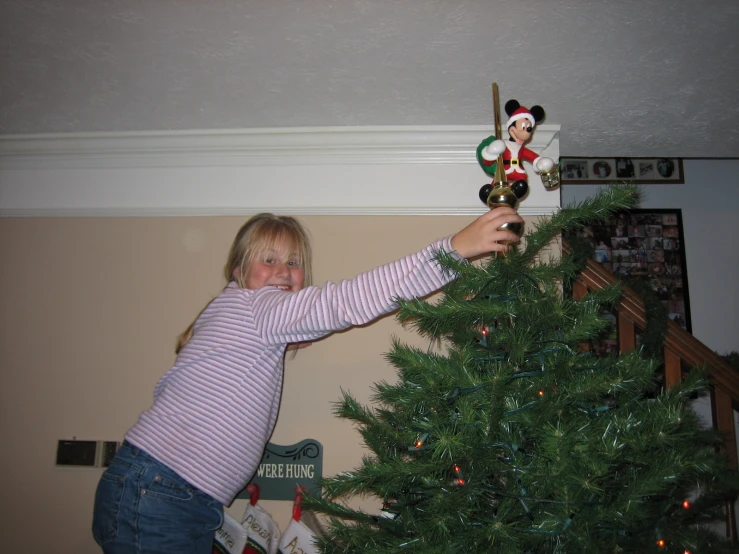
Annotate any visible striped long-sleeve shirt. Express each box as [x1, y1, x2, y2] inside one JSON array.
[[125, 236, 460, 505]]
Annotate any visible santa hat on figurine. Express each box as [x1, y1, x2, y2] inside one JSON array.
[[504, 99, 545, 130]]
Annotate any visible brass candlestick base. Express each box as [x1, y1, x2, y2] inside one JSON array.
[[482, 182, 523, 236]]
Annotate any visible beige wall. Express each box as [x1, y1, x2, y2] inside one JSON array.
[[0, 214, 538, 552]]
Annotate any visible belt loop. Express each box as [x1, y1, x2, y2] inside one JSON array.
[[123, 440, 141, 457]]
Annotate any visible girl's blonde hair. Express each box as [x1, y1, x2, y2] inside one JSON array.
[[175, 213, 313, 353]]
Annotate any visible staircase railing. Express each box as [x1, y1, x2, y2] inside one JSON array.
[[562, 239, 739, 544]]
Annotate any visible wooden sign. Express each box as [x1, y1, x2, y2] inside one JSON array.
[[238, 439, 323, 501]]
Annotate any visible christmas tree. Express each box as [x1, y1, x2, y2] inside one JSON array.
[[302, 184, 739, 553]]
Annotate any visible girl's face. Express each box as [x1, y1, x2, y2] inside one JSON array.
[[240, 240, 305, 292]]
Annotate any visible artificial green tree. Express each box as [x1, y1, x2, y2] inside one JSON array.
[[303, 184, 739, 553]]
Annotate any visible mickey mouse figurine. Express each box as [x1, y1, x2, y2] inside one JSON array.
[[477, 99, 556, 206]]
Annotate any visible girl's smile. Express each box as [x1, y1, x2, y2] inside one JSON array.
[[240, 244, 305, 292]]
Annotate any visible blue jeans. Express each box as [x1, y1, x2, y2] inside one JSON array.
[[92, 441, 223, 554]]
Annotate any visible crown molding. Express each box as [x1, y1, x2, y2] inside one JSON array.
[[0, 125, 561, 216], [0, 125, 559, 169]]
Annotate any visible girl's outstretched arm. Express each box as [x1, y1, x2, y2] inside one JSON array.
[[249, 207, 522, 346], [450, 206, 522, 258]]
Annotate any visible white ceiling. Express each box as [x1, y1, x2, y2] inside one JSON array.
[[1, 0, 738, 158]]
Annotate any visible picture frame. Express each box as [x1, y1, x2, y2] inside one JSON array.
[[565, 208, 692, 334], [559, 157, 684, 184]]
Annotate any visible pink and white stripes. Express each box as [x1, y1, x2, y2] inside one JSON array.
[[125, 236, 458, 505]]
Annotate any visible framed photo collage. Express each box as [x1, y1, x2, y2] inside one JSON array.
[[566, 209, 691, 348], [560, 157, 684, 184]]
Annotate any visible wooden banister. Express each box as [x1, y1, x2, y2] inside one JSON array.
[[562, 238, 739, 543], [562, 240, 739, 401]]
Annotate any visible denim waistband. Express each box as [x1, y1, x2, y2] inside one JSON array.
[[119, 440, 216, 502], [121, 439, 142, 456], [118, 440, 179, 479]]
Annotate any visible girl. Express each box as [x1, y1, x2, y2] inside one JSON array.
[[92, 207, 522, 554]]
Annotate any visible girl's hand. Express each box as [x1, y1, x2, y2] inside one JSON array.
[[450, 207, 523, 259]]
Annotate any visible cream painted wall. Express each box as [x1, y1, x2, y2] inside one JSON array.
[[0, 125, 559, 551], [0, 213, 538, 553]]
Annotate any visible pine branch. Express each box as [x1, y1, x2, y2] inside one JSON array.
[[519, 183, 640, 264]]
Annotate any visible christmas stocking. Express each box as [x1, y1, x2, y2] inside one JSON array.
[[240, 483, 281, 554], [242, 501, 281, 554], [277, 487, 320, 554], [212, 511, 247, 554], [277, 518, 319, 554]]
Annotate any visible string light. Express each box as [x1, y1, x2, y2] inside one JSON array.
[[452, 463, 465, 485], [656, 539, 666, 548], [409, 432, 429, 451], [537, 389, 545, 397], [682, 499, 691, 509], [479, 327, 487, 346]]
